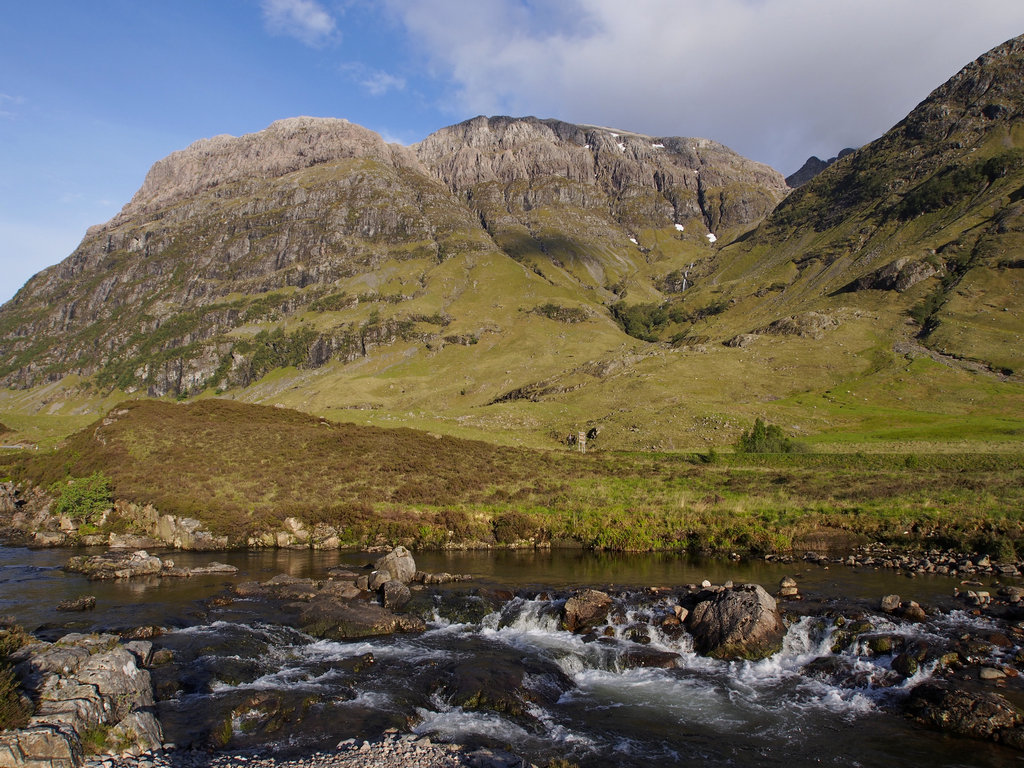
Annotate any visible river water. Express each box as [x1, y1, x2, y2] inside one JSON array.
[[1, 546, 1021, 767]]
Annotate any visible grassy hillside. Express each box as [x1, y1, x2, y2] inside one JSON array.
[[4, 400, 1023, 556]]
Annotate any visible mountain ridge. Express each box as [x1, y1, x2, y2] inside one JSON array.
[[1, 35, 1023, 452]]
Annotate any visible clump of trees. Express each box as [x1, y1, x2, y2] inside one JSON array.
[[51, 471, 113, 527], [734, 418, 805, 453]]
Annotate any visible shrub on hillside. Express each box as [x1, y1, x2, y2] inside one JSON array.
[[51, 471, 113, 525], [734, 418, 805, 454]]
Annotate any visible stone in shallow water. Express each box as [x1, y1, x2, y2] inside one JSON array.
[[685, 583, 785, 661]]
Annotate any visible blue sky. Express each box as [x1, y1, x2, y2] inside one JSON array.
[[2, 0, 1024, 303]]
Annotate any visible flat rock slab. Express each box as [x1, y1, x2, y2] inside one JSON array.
[[298, 598, 425, 640]]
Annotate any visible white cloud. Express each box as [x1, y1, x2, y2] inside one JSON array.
[[0, 93, 24, 119], [262, 0, 337, 47], [340, 62, 407, 96], [386, 0, 1024, 173], [362, 70, 406, 96]]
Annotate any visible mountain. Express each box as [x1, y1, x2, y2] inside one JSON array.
[[711, 33, 1024, 380], [785, 148, 855, 188], [1, 36, 1023, 452]]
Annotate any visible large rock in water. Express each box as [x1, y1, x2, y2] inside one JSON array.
[[906, 682, 1024, 746], [685, 584, 786, 660], [561, 589, 612, 633], [373, 546, 416, 584], [298, 597, 425, 640]]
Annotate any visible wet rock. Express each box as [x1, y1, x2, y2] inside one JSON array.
[[373, 546, 416, 584], [906, 682, 1024, 743], [561, 589, 612, 633], [778, 576, 799, 599], [56, 597, 96, 613], [981, 666, 1007, 681], [880, 594, 901, 613], [685, 583, 785, 661], [617, 646, 681, 669], [298, 598, 425, 640], [435, 648, 571, 719], [380, 580, 411, 610], [898, 601, 927, 622]]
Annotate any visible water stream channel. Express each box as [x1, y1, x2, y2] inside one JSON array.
[[2, 546, 1021, 767]]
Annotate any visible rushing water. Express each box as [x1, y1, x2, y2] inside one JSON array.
[[1, 545, 1021, 767]]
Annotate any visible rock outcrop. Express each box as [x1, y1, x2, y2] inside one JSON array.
[[906, 682, 1024, 746], [63, 550, 237, 580], [685, 583, 786, 660], [0, 633, 162, 767]]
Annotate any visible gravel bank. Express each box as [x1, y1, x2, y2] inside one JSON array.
[[83, 734, 533, 768]]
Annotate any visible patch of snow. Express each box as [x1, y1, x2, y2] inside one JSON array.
[[674, 224, 685, 232], [706, 233, 717, 243], [584, 144, 591, 149], [629, 237, 638, 245], [652, 143, 665, 149], [617, 142, 626, 152], [609, 132, 619, 137]]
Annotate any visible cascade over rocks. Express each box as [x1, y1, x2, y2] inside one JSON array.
[[684, 583, 786, 660]]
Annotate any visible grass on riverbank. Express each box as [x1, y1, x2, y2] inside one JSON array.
[[2, 399, 1022, 557]]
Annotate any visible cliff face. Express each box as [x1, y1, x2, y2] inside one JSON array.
[[0, 115, 787, 396], [416, 115, 788, 235]]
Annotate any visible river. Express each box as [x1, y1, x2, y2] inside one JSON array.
[[1, 546, 1021, 767]]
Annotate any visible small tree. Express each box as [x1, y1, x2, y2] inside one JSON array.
[[735, 418, 799, 453], [51, 471, 113, 525]]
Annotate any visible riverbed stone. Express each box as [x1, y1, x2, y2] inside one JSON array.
[[298, 598, 425, 640], [880, 594, 901, 613], [685, 583, 785, 661], [561, 589, 612, 633], [906, 682, 1024, 743], [55, 597, 95, 613], [373, 546, 417, 584], [380, 580, 411, 610]]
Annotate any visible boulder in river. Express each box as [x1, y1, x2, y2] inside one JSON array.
[[373, 546, 417, 584], [298, 596, 425, 640], [562, 589, 612, 633], [685, 583, 786, 660], [63, 550, 238, 580], [906, 681, 1024, 746], [55, 596, 96, 612]]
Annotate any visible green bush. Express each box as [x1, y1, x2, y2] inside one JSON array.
[[734, 418, 804, 454], [609, 301, 669, 341], [492, 510, 539, 543], [51, 471, 113, 523]]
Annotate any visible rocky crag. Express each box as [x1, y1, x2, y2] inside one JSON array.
[[0, 631, 162, 767], [0, 116, 784, 399]]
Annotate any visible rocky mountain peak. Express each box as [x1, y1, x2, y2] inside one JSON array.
[[415, 115, 789, 205], [114, 117, 421, 224], [898, 33, 1024, 147]]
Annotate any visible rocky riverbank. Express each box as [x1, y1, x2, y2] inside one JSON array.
[[81, 736, 534, 768], [0, 629, 161, 767]]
